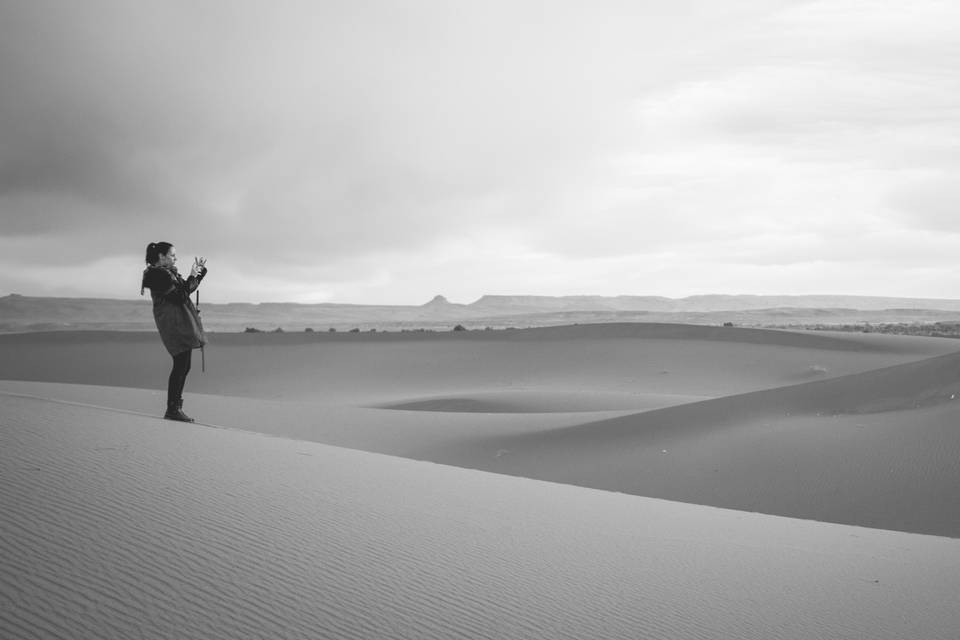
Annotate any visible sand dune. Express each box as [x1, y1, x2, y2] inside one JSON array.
[[376, 389, 707, 413], [0, 324, 954, 406], [4, 322, 960, 636], [3, 394, 960, 640], [2, 323, 960, 538], [0, 381, 637, 459], [439, 350, 960, 537], [482, 346, 960, 440], [2, 358, 959, 536]]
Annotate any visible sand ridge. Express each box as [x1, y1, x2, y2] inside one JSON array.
[[420, 350, 960, 537], [3, 394, 960, 639], [1, 322, 960, 536], [374, 389, 709, 413], [4, 323, 960, 637], [0, 324, 954, 406]]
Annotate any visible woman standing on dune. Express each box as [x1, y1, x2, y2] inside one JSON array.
[[141, 242, 208, 422]]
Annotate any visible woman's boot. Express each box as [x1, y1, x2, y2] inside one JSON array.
[[164, 399, 194, 422], [178, 398, 195, 423]]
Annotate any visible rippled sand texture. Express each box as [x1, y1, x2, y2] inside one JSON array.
[[3, 395, 960, 640], [2, 324, 959, 536], [2, 323, 960, 638]]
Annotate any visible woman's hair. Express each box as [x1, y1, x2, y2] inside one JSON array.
[[142, 241, 174, 294], [145, 241, 173, 266]]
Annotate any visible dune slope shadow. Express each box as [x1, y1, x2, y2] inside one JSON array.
[[420, 350, 960, 538], [374, 390, 707, 414]]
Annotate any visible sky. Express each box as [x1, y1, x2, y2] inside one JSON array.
[[1, 0, 958, 305]]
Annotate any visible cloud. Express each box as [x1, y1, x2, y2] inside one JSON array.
[[888, 171, 960, 233], [520, 0, 960, 274], [0, 0, 958, 302]]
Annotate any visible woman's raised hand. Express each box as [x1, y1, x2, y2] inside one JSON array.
[[191, 257, 206, 278]]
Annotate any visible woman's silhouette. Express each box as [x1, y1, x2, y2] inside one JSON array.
[[141, 242, 208, 422]]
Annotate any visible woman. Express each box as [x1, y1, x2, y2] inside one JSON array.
[[141, 242, 208, 422]]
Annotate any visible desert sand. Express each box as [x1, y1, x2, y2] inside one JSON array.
[[2, 322, 960, 638]]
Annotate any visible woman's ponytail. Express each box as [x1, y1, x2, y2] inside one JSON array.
[[145, 241, 173, 266]]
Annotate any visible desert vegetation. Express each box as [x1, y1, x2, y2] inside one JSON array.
[[770, 321, 960, 339]]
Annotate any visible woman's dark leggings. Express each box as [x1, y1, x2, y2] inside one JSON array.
[[167, 350, 192, 406]]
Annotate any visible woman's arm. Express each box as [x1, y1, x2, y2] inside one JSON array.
[[184, 266, 207, 295]]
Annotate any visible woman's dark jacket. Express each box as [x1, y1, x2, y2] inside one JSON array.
[[141, 265, 208, 356]]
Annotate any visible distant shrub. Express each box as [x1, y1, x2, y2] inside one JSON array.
[[453, 324, 467, 332], [369, 328, 377, 333], [349, 328, 360, 333], [304, 327, 314, 332], [328, 327, 337, 332], [243, 327, 262, 333], [723, 322, 734, 327], [484, 326, 493, 331], [272, 327, 284, 333], [768, 321, 960, 339]]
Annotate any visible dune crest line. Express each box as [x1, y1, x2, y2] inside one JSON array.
[[451, 349, 960, 537]]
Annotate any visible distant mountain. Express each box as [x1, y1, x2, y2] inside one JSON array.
[[421, 294, 469, 310], [470, 295, 674, 312], [3, 292, 960, 333], [468, 294, 960, 313], [423, 294, 452, 307]]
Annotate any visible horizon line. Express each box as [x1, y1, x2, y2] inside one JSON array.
[[5, 291, 960, 307]]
